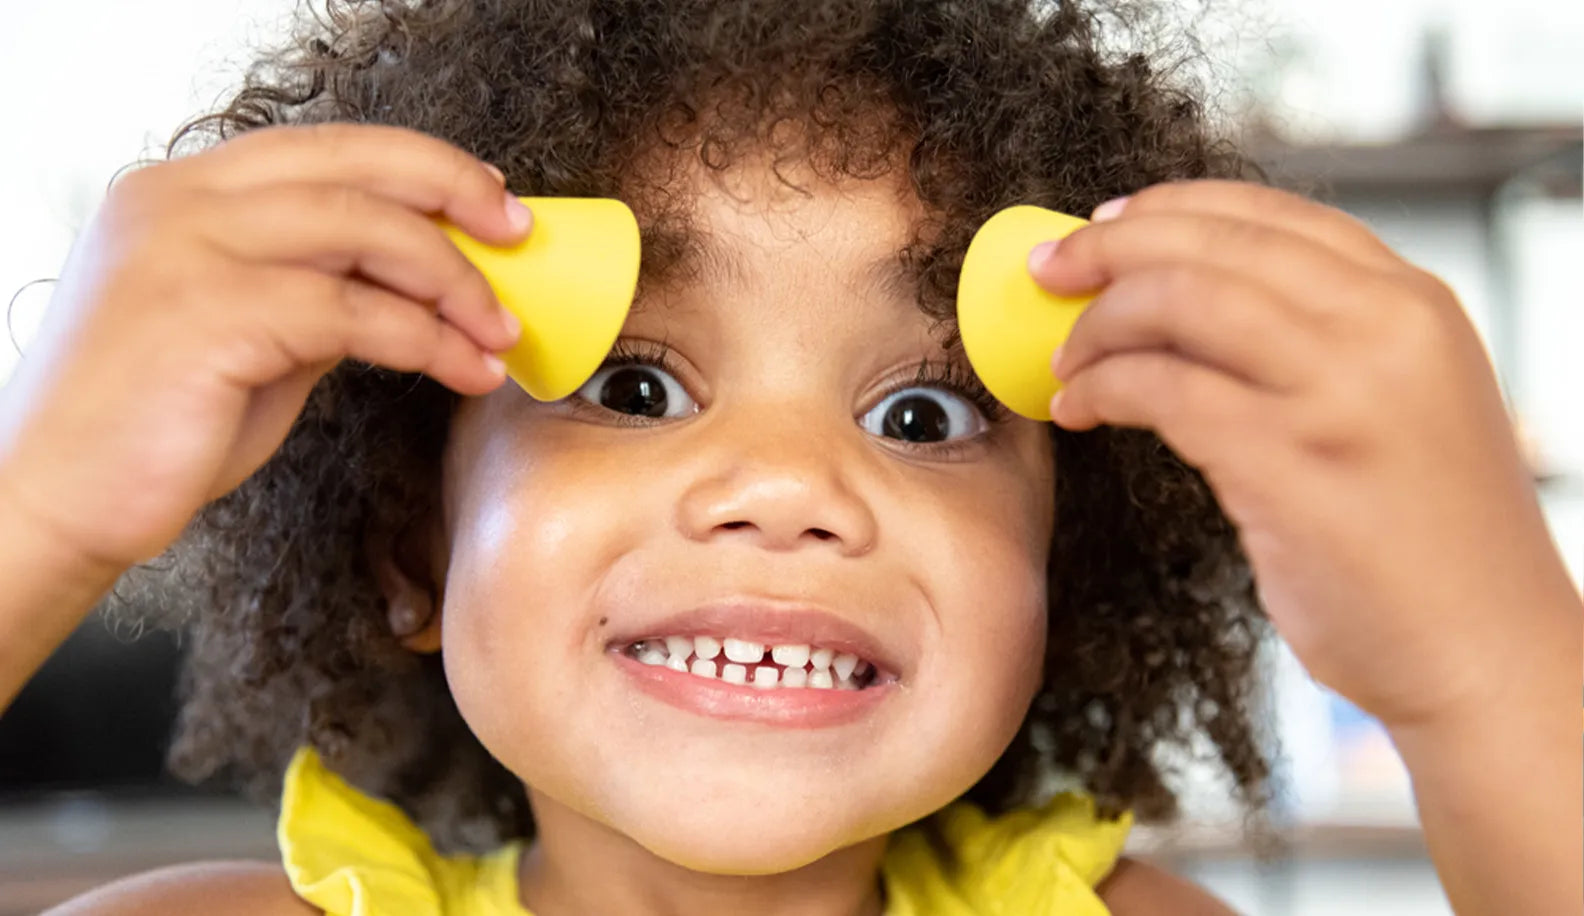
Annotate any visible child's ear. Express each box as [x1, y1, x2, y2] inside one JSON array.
[[370, 522, 444, 654]]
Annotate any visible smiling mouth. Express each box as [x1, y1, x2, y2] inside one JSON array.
[[623, 635, 888, 690]]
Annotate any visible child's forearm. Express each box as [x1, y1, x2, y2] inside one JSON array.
[[0, 483, 125, 712], [1387, 589, 1582, 916]]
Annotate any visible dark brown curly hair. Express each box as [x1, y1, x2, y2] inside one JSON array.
[[108, 0, 1281, 853]]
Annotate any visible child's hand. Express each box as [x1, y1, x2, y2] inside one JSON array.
[[1030, 179, 1580, 735], [0, 124, 528, 578]]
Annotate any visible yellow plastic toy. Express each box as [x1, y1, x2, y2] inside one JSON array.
[[439, 197, 640, 401], [956, 205, 1096, 421]]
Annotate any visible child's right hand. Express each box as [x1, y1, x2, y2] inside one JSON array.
[[0, 123, 529, 579]]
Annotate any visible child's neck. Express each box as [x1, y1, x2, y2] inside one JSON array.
[[519, 790, 889, 916]]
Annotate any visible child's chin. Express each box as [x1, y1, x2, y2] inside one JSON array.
[[624, 813, 878, 876], [636, 824, 855, 868]]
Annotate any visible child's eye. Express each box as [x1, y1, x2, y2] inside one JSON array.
[[858, 385, 986, 447], [570, 359, 693, 418]]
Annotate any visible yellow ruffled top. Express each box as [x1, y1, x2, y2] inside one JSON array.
[[279, 747, 1132, 915]]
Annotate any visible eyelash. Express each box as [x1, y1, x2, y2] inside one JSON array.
[[573, 338, 1012, 457]]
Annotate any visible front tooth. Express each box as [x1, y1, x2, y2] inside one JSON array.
[[665, 655, 688, 673], [770, 643, 810, 668], [809, 647, 835, 670], [694, 636, 722, 660], [721, 663, 748, 685], [751, 666, 779, 689], [809, 669, 834, 689], [833, 653, 859, 681], [723, 638, 765, 664], [690, 658, 717, 679], [638, 645, 668, 666], [665, 636, 693, 660], [780, 667, 808, 688]]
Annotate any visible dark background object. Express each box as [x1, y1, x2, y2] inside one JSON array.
[[0, 616, 190, 798]]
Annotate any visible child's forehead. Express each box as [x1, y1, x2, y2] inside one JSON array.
[[631, 218, 920, 316], [616, 158, 966, 362]]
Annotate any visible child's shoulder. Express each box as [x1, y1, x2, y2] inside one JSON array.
[[43, 860, 317, 916], [1098, 856, 1239, 915]]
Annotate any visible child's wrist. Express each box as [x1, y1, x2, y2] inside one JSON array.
[[0, 474, 129, 711], [1383, 599, 1577, 761]]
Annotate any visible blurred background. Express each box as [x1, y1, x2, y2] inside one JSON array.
[[0, 0, 1579, 913]]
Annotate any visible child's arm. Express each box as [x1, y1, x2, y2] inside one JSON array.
[[0, 481, 125, 709], [0, 124, 529, 715], [1031, 179, 1582, 915], [41, 860, 315, 916], [1387, 632, 1579, 915]]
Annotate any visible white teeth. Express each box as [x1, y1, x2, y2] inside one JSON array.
[[770, 643, 810, 668], [632, 635, 876, 690], [723, 638, 765, 664]]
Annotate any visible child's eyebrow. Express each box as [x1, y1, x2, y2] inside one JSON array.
[[633, 223, 921, 316]]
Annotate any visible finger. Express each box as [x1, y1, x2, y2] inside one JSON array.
[[192, 123, 528, 246], [202, 182, 520, 353], [1052, 350, 1282, 474], [1051, 264, 1324, 394], [1031, 210, 1386, 326], [244, 266, 508, 397], [1089, 179, 1405, 272]]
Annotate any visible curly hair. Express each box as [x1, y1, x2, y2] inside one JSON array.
[[109, 0, 1280, 853]]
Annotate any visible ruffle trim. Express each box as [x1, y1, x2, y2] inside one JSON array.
[[278, 746, 525, 916], [880, 790, 1133, 915]]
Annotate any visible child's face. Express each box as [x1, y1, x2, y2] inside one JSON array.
[[431, 155, 1055, 873]]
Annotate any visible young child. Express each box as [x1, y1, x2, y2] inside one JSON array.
[[1, 0, 1577, 913]]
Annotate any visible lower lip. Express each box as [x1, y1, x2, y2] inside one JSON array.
[[613, 653, 894, 728]]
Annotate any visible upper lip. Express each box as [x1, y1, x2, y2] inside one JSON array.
[[606, 596, 902, 678]]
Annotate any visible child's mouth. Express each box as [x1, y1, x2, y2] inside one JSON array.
[[621, 636, 887, 690]]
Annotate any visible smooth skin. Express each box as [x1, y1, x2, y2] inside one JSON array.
[[1037, 181, 1583, 915]]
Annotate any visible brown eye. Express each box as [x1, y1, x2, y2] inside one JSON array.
[[860, 387, 985, 445], [574, 360, 697, 420]]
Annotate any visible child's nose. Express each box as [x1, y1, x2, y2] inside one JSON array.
[[669, 422, 879, 558]]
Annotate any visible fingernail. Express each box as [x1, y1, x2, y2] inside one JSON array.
[[482, 352, 506, 376], [1092, 195, 1129, 222], [1050, 344, 1065, 378], [1028, 239, 1060, 274], [1048, 389, 1065, 422], [484, 163, 506, 185], [504, 194, 532, 233], [500, 306, 522, 341]]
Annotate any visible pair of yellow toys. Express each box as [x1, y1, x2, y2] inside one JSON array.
[[442, 198, 1091, 421]]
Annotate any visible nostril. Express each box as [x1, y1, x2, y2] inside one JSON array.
[[811, 528, 835, 540]]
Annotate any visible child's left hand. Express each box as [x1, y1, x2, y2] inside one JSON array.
[[1029, 179, 1580, 736]]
